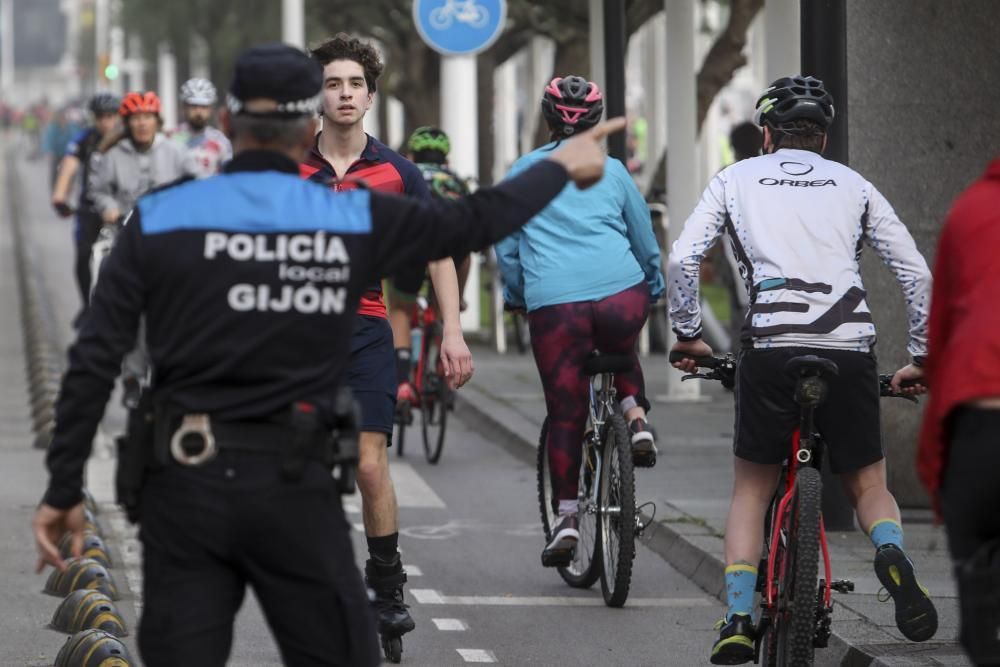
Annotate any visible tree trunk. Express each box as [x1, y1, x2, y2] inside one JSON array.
[[477, 50, 496, 185], [394, 43, 441, 142], [644, 0, 763, 198]]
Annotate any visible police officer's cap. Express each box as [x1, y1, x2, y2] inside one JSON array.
[[227, 43, 323, 117]]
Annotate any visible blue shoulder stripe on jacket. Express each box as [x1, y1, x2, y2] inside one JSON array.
[[138, 171, 373, 235]]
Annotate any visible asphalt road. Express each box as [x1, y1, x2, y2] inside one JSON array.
[[14, 153, 725, 666]]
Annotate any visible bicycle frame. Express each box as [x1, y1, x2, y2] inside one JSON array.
[[410, 298, 440, 402], [580, 372, 617, 517], [759, 376, 837, 655]]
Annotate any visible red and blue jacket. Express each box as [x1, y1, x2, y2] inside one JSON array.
[[300, 133, 430, 318]]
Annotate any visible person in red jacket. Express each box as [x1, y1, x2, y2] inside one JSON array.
[[918, 156, 1000, 666]]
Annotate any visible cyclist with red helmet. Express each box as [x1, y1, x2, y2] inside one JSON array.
[[89, 91, 190, 226], [89, 90, 191, 406], [496, 75, 664, 567]]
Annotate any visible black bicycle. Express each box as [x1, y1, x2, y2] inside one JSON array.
[[670, 351, 919, 665], [537, 351, 649, 607]]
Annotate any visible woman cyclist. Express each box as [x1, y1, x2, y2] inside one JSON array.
[[89, 91, 190, 407], [496, 76, 665, 566]]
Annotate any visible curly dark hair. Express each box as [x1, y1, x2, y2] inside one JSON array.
[[310, 33, 384, 93]]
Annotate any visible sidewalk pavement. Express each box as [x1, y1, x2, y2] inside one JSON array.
[[0, 142, 141, 662], [456, 345, 971, 666]]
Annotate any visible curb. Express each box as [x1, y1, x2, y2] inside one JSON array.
[[453, 390, 883, 666], [6, 150, 64, 450]]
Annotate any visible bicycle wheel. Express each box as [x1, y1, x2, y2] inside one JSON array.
[[536, 418, 600, 588], [764, 466, 821, 666], [598, 413, 636, 607], [420, 328, 449, 464]]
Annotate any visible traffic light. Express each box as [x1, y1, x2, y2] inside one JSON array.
[[97, 53, 118, 81]]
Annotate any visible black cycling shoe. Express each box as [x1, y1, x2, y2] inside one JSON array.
[[542, 514, 579, 567], [365, 557, 416, 638], [710, 613, 755, 665], [874, 544, 938, 642], [629, 418, 657, 468]]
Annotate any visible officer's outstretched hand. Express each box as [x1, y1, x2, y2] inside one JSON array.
[[32, 501, 86, 573], [548, 117, 628, 190]]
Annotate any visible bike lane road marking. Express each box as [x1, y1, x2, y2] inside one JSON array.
[[410, 589, 713, 607]]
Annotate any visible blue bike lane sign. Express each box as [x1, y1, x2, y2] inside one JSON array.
[[413, 0, 507, 56]]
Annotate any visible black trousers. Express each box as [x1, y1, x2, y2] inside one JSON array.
[[138, 451, 380, 667], [942, 408, 1000, 560], [74, 208, 102, 307], [942, 407, 1000, 667]]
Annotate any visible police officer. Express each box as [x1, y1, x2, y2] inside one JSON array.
[[31, 43, 625, 666]]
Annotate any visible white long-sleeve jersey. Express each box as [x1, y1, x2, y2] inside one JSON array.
[[667, 148, 931, 360]]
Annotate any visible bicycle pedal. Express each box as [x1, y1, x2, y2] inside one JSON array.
[[830, 579, 854, 593], [541, 547, 574, 568]]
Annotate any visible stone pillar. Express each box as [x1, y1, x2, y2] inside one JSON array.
[[847, 0, 1000, 507]]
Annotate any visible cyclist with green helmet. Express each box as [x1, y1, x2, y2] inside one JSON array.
[[405, 126, 474, 309]]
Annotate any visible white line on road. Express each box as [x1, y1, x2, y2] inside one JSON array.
[[456, 648, 496, 663], [407, 564, 422, 576], [410, 589, 713, 607], [432, 618, 468, 631], [387, 461, 446, 508], [411, 588, 445, 603]]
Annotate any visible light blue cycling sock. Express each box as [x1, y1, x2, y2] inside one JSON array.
[[724, 563, 758, 621], [869, 518, 904, 551]]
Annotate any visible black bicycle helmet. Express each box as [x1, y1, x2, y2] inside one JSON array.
[[89, 93, 121, 115], [753, 75, 834, 130], [541, 76, 604, 137]]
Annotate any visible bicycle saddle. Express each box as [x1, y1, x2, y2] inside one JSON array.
[[582, 352, 634, 376], [785, 355, 839, 378]]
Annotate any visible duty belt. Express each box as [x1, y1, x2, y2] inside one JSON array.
[[169, 414, 333, 467]]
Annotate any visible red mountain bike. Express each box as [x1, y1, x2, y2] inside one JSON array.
[[670, 351, 918, 665], [395, 296, 452, 464]]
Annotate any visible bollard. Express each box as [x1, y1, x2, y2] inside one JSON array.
[[44, 558, 120, 600], [54, 629, 134, 666], [51, 590, 127, 636]]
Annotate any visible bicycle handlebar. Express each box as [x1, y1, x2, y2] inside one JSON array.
[[669, 352, 924, 402], [668, 351, 737, 389], [878, 375, 925, 402]]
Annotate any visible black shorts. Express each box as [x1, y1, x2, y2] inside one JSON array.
[[734, 347, 883, 473], [346, 315, 397, 437]]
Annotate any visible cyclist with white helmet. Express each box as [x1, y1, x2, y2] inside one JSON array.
[[171, 77, 232, 178]]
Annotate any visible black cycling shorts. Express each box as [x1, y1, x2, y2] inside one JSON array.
[[734, 347, 883, 473]]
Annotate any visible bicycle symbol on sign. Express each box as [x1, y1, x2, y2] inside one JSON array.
[[430, 0, 490, 30]]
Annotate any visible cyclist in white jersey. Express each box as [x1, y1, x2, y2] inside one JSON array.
[[170, 78, 232, 178], [667, 76, 938, 664]]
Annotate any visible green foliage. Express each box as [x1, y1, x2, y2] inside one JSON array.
[[119, 0, 281, 92]]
